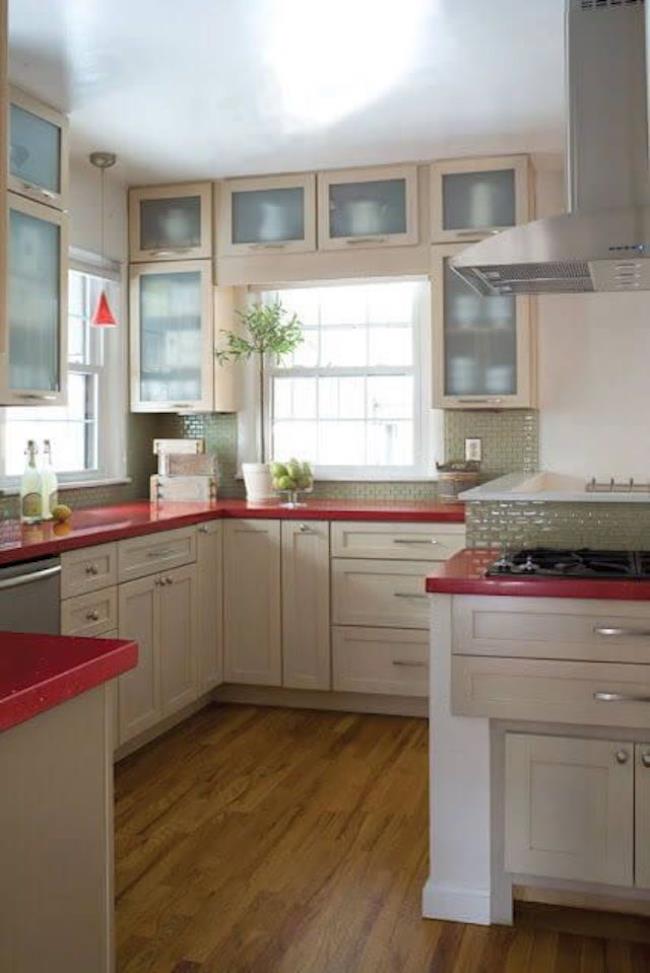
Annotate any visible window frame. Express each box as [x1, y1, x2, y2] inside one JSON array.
[[0, 252, 128, 491], [239, 277, 440, 481]]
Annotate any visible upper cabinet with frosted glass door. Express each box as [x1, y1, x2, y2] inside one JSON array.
[[0, 193, 68, 406], [129, 183, 212, 262], [430, 156, 531, 243], [129, 260, 214, 413], [8, 86, 69, 211], [318, 165, 418, 250], [219, 173, 316, 256], [431, 243, 535, 410]]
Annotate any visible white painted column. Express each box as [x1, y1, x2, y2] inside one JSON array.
[[422, 593, 494, 925]]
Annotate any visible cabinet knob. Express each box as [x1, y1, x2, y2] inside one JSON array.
[[298, 523, 312, 533], [85, 564, 99, 576], [615, 749, 630, 765], [198, 525, 209, 534], [165, 576, 174, 585], [641, 753, 650, 769], [86, 610, 100, 621]]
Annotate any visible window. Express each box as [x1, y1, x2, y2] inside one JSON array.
[[0, 267, 125, 486], [259, 278, 437, 478]]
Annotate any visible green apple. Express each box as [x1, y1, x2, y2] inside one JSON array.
[[271, 462, 287, 478]]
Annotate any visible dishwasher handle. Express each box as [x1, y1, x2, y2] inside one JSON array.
[[0, 564, 61, 591]]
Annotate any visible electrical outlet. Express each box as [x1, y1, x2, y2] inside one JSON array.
[[465, 438, 482, 462]]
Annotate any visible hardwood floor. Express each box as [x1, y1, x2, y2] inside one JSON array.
[[115, 704, 650, 973]]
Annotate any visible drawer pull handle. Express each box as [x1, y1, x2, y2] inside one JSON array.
[[594, 691, 650, 703], [146, 549, 177, 558], [393, 538, 440, 546], [85, 564, 99, 576], [594, 627, 650, 638], [392, 660, 427, 668], [394, 592, 427, 600], [86, 610, 100, 621]]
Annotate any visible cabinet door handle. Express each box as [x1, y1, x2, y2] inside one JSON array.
[[594, 627, 650, 638], [615, 750, 630, 765], [298, 523, 313, 533], [455, 398, 504, 405], [392, 660, 427, 668], [344, 236, 387, 245], [594, 691, 650, 703], [641, 752, 650, 768], [165, 576, 174, 585], [198, 525, 210, 534], [393, 592, 427, 600], [247, 242, 288, 250], [21, 181, 57, 200], [393, 538, 440, 546], [15, 393, 58, 401], [149, 247, 193, 256], [171, 403, 193, 410]]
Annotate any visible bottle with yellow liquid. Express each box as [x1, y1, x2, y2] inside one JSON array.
[[20, 440, 43, 524]]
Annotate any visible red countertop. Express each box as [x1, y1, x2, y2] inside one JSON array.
[[0, 631, 137, 732], [426, 549, 650, 600], [0, 498, 465, 567]]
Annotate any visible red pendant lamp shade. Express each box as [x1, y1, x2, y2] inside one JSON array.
[[92, 288, 117, 327]]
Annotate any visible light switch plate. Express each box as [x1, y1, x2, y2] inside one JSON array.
[[465, 437, 482, 462]]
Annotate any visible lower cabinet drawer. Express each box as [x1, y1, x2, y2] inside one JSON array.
[[332, 626, 428, 697], [117, 527, 196, 582], [61, 588, 118, 637], [452, 656, 650, 728], [332, 558, 434, 629], [61, 543, 117, 598]]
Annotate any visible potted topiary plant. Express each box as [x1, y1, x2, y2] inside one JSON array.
[[216, 300, 303, 501]]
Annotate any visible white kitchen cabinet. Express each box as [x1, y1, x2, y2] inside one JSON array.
[[1, 193, 68, 406], [430, 155, 531, 243], [505, 733, 634, 887], [158, 564, 198, 716], [129, 260, 214, 412], [281, 520, 330, 690], [318, 165, 419, 250], [117, 574, 160, 744], [9, 86, 69, 211], [431, 243, 535, 409], [219, 173, 316, 256], [196, 521, 224, 691], [129, 182, 212, 261], [635, 744, 650, 889], [223, 519, 282, 686]]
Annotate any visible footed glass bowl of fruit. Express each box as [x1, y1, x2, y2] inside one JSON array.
[[271, 459, 314, 508]]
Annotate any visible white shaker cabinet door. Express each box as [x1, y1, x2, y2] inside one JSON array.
[[223, 519, 282, 686], [117, 575, 161, 745], [281, 520, 331, 690], [158, 563, 198, 717], [505, 733, 634, 887]]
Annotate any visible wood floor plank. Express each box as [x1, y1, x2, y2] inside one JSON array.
[[115, 703, 650, 973]]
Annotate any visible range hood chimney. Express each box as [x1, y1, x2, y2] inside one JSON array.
[[452, 0, 650, 296]]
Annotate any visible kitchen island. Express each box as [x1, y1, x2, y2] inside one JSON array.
[[0, 631, 137, 973], [424, 549, 650, 927]]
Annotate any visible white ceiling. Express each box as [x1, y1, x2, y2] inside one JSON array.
[[8, 0, 566, 185]]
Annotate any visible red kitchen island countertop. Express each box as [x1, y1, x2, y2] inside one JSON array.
[[426, 549, 650, 600], [0, 631, 137, 732], [0, 498, 465, 566]]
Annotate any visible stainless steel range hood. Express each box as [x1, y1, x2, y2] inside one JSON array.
[[452, 0, 650, 296]]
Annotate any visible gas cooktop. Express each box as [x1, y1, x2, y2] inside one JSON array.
[[487, 548, 650, 579]]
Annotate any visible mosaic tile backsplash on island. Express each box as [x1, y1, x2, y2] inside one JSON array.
[[467, 501, 650, 550]]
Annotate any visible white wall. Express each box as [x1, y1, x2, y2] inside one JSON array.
[[534, 162, 650, 480]]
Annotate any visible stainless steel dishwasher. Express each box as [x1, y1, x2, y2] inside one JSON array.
[[0, 557, 61, 634]]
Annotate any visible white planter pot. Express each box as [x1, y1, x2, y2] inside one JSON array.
[[242, 463, 274, 503]]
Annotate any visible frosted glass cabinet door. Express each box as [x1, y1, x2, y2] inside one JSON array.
[[430, 156, 531, 243], [318, 165, 418, 249], [1, 194, 68, 406], [431, 244, 534, 409], [9, 87, 68, 210], [129, 183, 212, 261], [129, 260, 214, 413], [220, 173, 316, 255]]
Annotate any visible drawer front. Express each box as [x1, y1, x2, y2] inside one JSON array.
[[117, 527, 196, 582], [332, 558, 434, 629], [452, 656, 650, 728], [61, 587, 118, 637], [333, 626, 428, 697], [453, 596, 650, 664], [331, 521, 465, 561], [61, 543, 117, 598]]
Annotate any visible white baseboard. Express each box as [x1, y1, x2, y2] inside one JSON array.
[[214, 684, 428, 718], [422, 879, 492, 926]]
